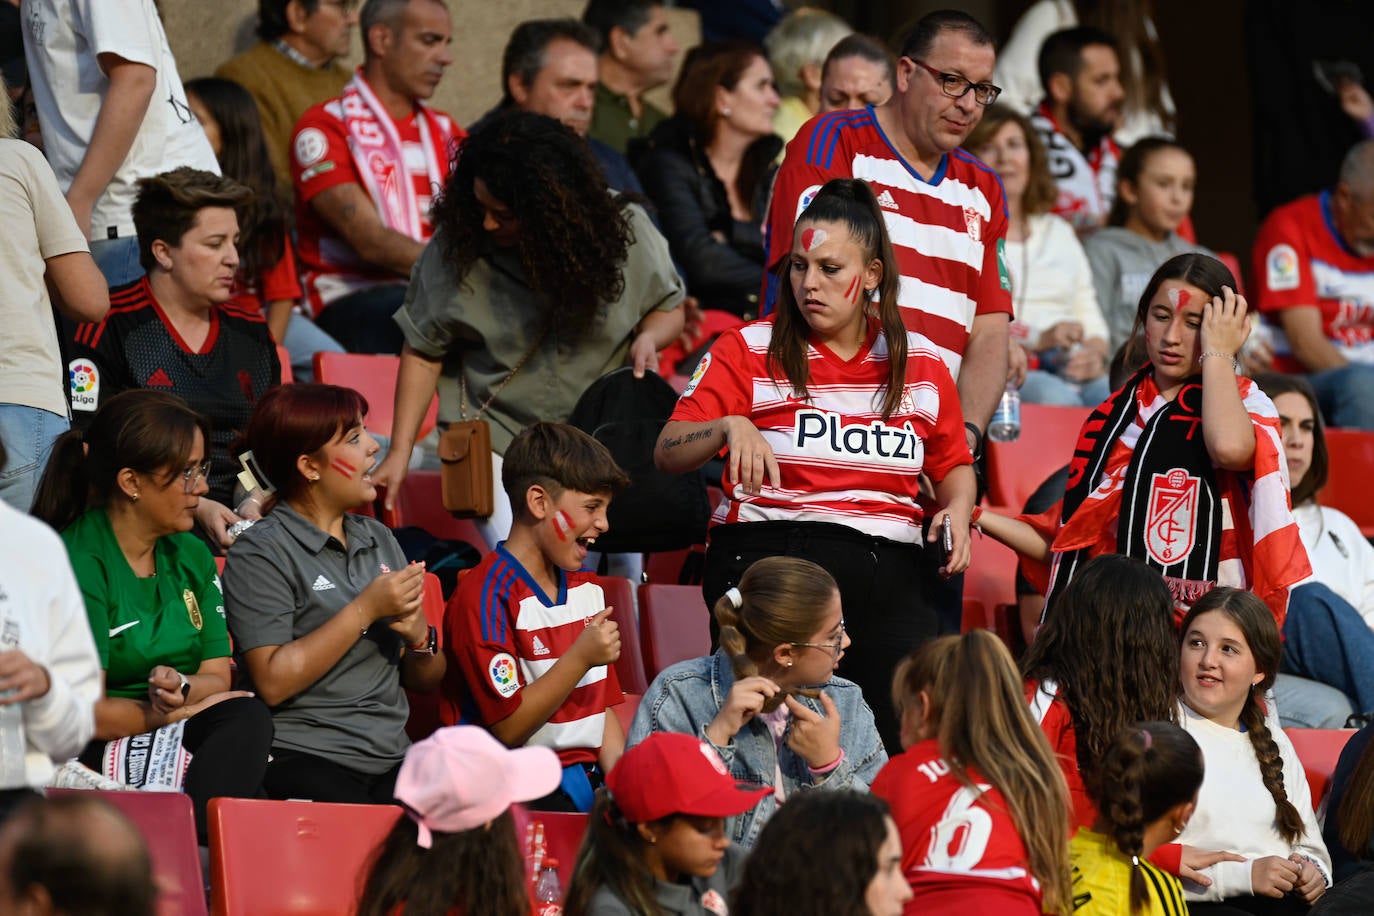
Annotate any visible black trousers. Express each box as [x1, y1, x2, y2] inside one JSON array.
[[703, 521, 940, 754], [264, 748, 402, 805], [1190, 897, 1313, 915], [314, 284, 406, 355], [81, 695, 273, 843]]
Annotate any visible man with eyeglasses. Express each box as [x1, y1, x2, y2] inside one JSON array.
[[215, 0, 359, 194], [1030, 27, 1124, 236], [764, 9, 1012, 634]]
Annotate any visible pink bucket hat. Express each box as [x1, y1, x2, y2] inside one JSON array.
[[393, 726, 562, 847]]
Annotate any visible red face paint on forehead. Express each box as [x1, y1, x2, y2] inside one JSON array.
[[330, 458, 357, 478], [552, 510, 574, 542], [801, 227, 828, 252]]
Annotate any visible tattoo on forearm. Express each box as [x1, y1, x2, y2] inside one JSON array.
[[661, 428, 717, 450]]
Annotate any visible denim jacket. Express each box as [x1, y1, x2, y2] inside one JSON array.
[[627, 650, 888, 848]]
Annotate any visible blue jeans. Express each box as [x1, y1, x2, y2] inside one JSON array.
[[1020, 370, 1111, 407], [89, 236, 144, 287], [1282, 581, 1374, 712], [1308, 363, 1374, 430], [1271, 673, 1355, 729], [0, 405, 69, 512], [281, 312, 345, 383]]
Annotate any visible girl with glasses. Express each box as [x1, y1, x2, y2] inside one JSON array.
[[872, 629, 1072, 916], [626, 556, 887, 849], [32, 389, 273, 842]]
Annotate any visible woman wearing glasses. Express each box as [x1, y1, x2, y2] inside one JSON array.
[[66, 168, 281, 549], [33, 390, 272, 841], [627, 557, 887, 849]]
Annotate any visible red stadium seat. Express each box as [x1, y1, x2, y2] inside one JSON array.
[[1214, 251, 1247, 298], [48, 788, 207, 916], [592, 576, 648, 695], [1283, 728, 1356, 805], [637, 583, 710, 682], [312, 351, 439, 441], [984, 403, 1090, 511], [614, 693, 641, 736], [379, 470, 490, 555], [511, 806, 590, 888], [276, 346, 293, 384], [1320, 428, 1374, 537], [208, 798, 403, 916], [404, 573, 447, 742], [963, 535, 1019, 647]]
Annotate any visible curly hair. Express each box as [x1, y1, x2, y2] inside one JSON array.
[[729, 791, 891, 916], [1180, 588, 1306, 845], [430, 110, 632, 337], [1021, 554, 1180, 795]]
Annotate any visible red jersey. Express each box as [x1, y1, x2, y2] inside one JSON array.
[[290, 95, 461, 315], [442, 547, 622, 766], [226, 243, 302, 319], [872, 739, 1044, 916], [1252, 191, 1374, 372], [764, 107, 1012, 378], [1026, 678, 1096, 830], [669, 318, 969, 543]]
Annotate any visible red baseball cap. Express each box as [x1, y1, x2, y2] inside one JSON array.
[[607, 732, 770, 823]]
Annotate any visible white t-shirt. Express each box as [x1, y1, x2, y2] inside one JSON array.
[[1006, 211, 1108, 347], [21, 0, 219, 239], [1293, 501, 1374, 629]]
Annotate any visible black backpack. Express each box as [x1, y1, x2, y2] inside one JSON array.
[[569, 367, 710, 554]]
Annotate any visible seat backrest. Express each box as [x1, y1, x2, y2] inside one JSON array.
[[379, 469, 491, 555], [637, 583, 710, 682], [614, 693, 642, 736], [510, 805, 590, 890], [276, 346, 293, 384], [404, 572, 448, 742], [964, 535, 1019, 621], [984, 403, 1090, 510], [592, 575, 648, 695], [47, 788, 207, 916], [208, 797, 403, 916], [1283, 728, 1356, 806], [312, 352, 439, 441], [1320, 428, 1374, 537]]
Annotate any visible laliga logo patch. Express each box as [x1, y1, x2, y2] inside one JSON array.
[[697, 741, 730, 776], [1146, 468, 1198, 567], [1266, 244, 1299, 292], [682, 351, 712, 398], [69, 359, 99, 412], [294, 127, 327, 168], [489, 653, 520, 698]]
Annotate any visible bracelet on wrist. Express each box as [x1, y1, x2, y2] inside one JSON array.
[[970, 504, 984, 531], [807, 748, 845, 775], [1199, 350, 1239, 373], [964, 422, 984, 461]]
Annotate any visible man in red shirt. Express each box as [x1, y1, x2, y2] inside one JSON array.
[[290, 0, 461, 353]]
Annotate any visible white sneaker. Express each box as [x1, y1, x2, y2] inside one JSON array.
[[48, 760, 129, 791]]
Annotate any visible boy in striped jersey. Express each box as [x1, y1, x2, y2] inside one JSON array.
[[441, 423, 630, 811]]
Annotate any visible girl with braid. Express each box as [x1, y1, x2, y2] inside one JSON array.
[[873, 630, 1072, 916], [1176, 588, 1331, 912], [1070, 722, 1201, 916], [627, 556, 887, 848]]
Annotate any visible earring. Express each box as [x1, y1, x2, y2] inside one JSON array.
[[721, 107, 732, 118], [786, 659, 793, 667], [311, 474, 320, 482], [131, 492, 140, 501]]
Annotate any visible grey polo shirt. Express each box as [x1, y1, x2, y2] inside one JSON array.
[[393, 200, 685, 454], [222, 503, 410, 774]]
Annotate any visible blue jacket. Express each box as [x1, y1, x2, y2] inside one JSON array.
[[628, 650, 888, 847]]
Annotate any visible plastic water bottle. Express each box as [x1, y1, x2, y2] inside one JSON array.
[[534, 858, 563, 915], [0, 616, 28, 787], [988, 384, 1021, 442]]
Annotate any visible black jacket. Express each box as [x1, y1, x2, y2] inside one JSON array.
[[634, 115, 781, 318]]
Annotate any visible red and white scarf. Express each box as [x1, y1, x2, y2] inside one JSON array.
[[1047, 367, 1310, 626], [341, 70, 453, 239]]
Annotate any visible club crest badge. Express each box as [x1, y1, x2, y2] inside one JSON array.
[[1146, 468, 1198, 566], [963, 206, 982, 242]]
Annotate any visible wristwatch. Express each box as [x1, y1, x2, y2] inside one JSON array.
[[407, 626, 438, 657], [178, 672, 191, 700]]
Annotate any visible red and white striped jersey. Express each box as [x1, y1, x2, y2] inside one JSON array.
[[670, 319, 969, 543], [445, 547, 622, 766], [872, 739, 1045, 916], [764, 107, 1012, 378]]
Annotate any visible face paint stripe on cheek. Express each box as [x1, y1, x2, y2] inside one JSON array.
[[330, 458, 357, 478], [552, 510, 574, 542], [844, 275, 860, 303]]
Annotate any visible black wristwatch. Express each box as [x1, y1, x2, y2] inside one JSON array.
[[178, 672, 191, 700], [964, 422, 985, 461], [407, 626, 438, 657]]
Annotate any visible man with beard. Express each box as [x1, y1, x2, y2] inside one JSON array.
[[1031, 27, 1124, 236]]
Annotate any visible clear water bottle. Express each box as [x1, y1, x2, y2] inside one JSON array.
[[988, 383, 1022, 442], [0, 616, 28, 787], [534, 857, 563, 915]]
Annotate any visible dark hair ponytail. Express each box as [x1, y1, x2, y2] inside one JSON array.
[[1094, 722, 1203, 913], [564, 789, 662, 916], [1180, 588, 1305, 844]]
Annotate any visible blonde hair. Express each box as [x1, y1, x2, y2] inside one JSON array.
[[713, 557, 837, 712], [892, 631, 1073, 915], [0, 73, 15, 140]]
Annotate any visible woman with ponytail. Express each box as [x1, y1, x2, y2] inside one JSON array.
[[1072, 722, 1201, 916], [873, 629, 1071, 916], [655, 177, 975, 751], [626, 556, 886, 848], [1176, 588, 1331, 911]]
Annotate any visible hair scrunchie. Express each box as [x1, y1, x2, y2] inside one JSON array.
[[725, 587, 743, 610]]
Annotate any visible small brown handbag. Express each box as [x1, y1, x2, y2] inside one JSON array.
[[438, 337, 542, 518]]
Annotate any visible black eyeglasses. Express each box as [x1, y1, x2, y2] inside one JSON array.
[[908, 58, 1002, 107]]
